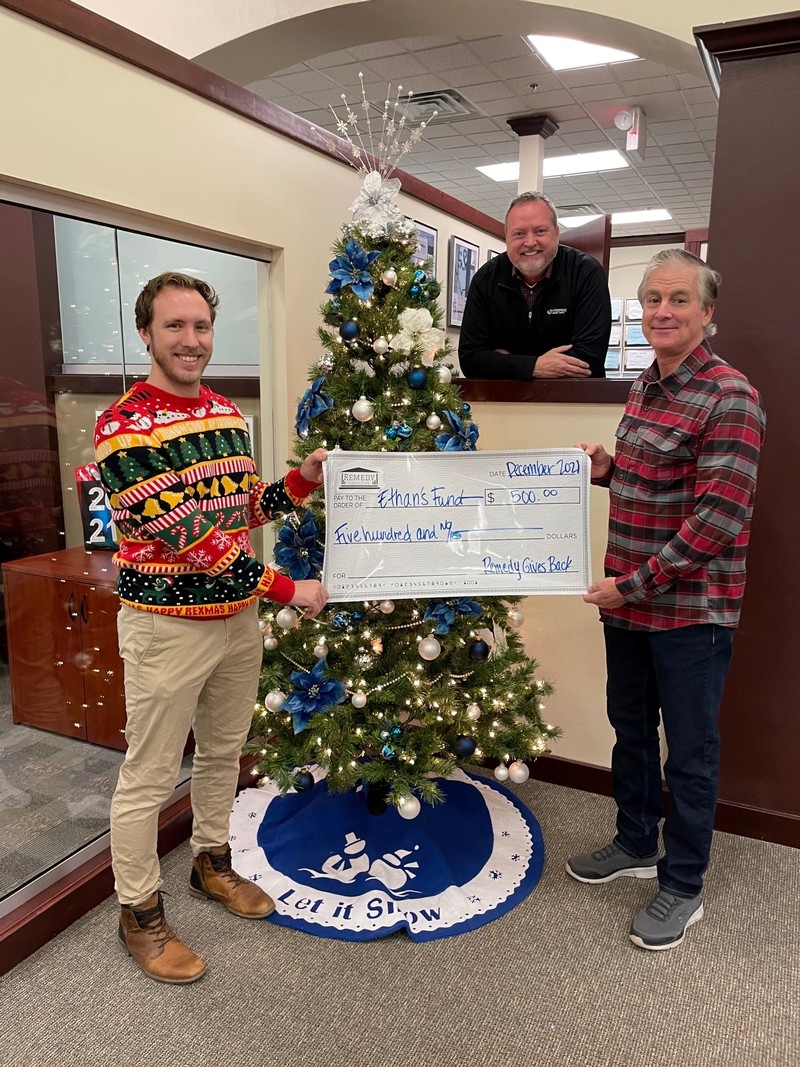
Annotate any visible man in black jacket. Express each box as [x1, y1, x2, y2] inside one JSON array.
[[458, 191, 611, 379]]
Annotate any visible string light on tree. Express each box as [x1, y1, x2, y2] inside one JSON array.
[[246, 74, 557, 810]]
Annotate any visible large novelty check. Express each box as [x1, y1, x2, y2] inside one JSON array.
[[322, 449, 590, 602]]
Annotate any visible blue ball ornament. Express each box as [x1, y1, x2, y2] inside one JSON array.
[[390, 726, 403, 739], [409, 284, 422, 298], [407, 367, 428, 390], [455, 735, 477, 758], [339, 319, 360, 342], [381, 744, 395, 760], [462, 403, 471, 414], [414, 269, 427, 282], [396, 423, 412, 439], [469, 639, 490, 661], [385, 427, 398, 440], [294, 770, 315, 793]]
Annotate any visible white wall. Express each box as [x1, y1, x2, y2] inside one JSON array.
[[1, 6, 665, 772]]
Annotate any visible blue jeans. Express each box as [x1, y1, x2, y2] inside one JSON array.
[[604, 622, 734, 898]]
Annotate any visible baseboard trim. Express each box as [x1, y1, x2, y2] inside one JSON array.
[[530, 754, 800, 848], [0, 757, 258, 977]]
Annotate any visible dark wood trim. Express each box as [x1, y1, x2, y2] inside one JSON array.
[[0, 755, 259, 976], [457, 377, 633, 404], [52, 374, 261, 397], [0, 0, 504, 241], [529, 755, 800, 848], [611, 232, 685, 248], [695, 12, 800, 62]]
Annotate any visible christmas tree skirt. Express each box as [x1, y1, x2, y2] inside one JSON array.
[[229, 768, 544, 941]]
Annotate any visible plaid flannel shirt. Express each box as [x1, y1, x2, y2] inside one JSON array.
[[595, 342, 765, 631]]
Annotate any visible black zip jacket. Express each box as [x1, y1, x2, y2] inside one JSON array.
[[458, 245, 611, 379]]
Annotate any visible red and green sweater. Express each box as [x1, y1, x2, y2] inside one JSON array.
[[94, 381, 317, 618]]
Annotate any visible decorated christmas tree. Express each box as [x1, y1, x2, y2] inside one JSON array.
[[247, 84, 558, 817]]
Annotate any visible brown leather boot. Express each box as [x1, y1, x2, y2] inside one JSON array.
[[118, 891, 205, 984], [189, 845, 275, 919]]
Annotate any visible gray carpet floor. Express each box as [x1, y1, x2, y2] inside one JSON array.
[[1, 777, 798, 1067]]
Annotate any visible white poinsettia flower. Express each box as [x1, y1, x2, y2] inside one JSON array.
[[390, 308, 445, 366], [350, 171, 404, 236]]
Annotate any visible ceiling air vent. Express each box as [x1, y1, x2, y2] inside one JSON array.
[[395, 89, 481, 124]]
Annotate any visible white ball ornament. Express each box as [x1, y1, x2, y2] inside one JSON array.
[[263, 635, 278, 651], [494, 763, 510, 783], [425, 413, 442, 431], [265, 689, 286, 712], [418, 636, 442, 661], [352, 396, 375, 422], [276, 606, 298, 630], [508, 760, 530, 784], [466, 703, 482, 722], [381, 268, 398, 288], [258, 619, 268, 633], [508, 609, 524, 628], [436, 365, 452, 385], [398, 795, 421, 820], [372, 337, 390, 355], [379, 600, 395, 614], [351, 690, 367, 709], [313, 643, 329, 659]]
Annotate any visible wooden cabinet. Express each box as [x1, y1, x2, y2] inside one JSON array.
[[2, 547, 127, 750]]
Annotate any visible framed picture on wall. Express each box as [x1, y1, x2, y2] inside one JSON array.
[[411, 221, 438, 273], [448, 236, 480, 327], [487, 249, 502, 260]]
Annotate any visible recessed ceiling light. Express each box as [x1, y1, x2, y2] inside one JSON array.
[[612, 209, 672, 225], [477, 150, 628, 183], [559, 214, 603, 229], [527, 35, 639, 71]]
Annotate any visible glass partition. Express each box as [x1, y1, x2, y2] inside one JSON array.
[[0, 199, 269, 912]]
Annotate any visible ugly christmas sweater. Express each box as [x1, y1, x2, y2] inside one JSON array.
[[94, 381, 317, 618]]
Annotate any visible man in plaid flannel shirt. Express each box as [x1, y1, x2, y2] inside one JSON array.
[[566, 249, 765, 951]]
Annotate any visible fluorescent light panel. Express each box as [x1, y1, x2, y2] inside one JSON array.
[[560, 209, 672, 228], [477, 150, 628, 184], [528, 35, 638, 71]]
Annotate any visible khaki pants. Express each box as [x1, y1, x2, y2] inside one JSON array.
[[112, 602, 263, 905]]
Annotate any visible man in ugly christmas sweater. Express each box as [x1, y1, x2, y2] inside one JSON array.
[[94, 272, 328, 984]]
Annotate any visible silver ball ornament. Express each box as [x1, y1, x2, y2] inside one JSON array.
[[275, 606, 298, 630], [436, 365, 453, 385], [352, 396, 375, 422], [381, 268, 398, 287], [351, 690, 367, 709], [313, 643, 329, 659], [466, 703, 482, 722], [494, 763, 510, 783], [418, 636, 442, 661], [258, 619, 268, 633], [263, 635, 278, 651], [398, 795, 421, 820], [508, 609, 525, 628], [379, 600, 395, 614], [372, 337, 390, 355], [425, 413, 442, 431], [265, 689, 286, 712], [508, 760, 530, 784]]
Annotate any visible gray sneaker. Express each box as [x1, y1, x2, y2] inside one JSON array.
[[629, 889, 704, 951], [566, 840, 658, 884]]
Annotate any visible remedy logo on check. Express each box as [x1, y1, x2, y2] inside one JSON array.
[[338, 466, 381, 490]]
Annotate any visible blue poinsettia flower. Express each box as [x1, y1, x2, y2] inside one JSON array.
[[274, 510, 324, 580], [284, 658, 346, 734], [423, 598, 484, 634], [295, 376, 334, 438], [435, 410, 479, 452], [325, 238, 381, 302]]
